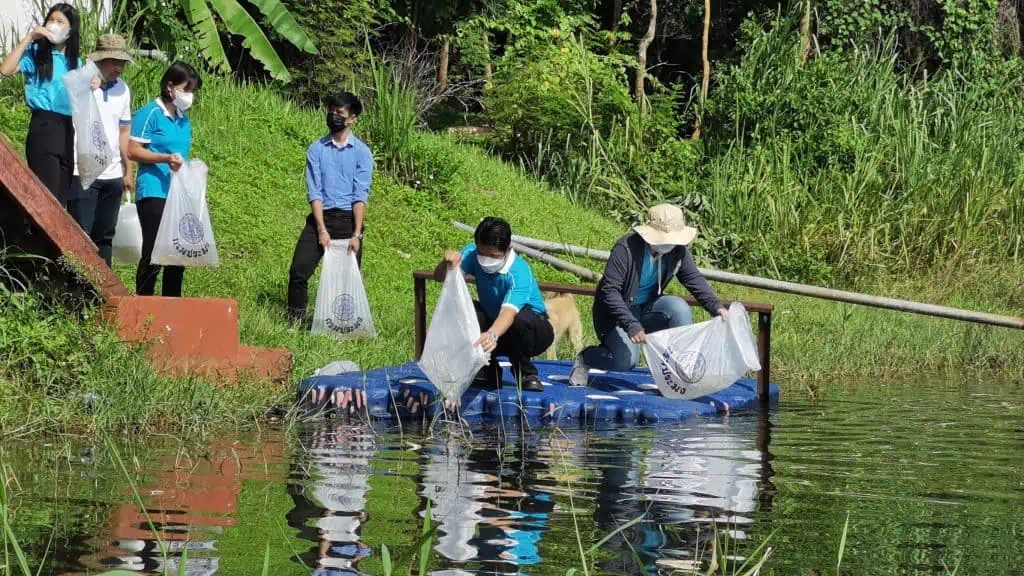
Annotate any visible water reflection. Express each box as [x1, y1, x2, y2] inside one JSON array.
[[581, 413, 774, 573], [77, 440, 285, 575], [288, 422, 375, 576], [29, 380, 1022, 575], [281, 415, 773, 575], [417, 429, 556, 571]]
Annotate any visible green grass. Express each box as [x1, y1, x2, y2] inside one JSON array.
[[0, 64, 1022, 435]]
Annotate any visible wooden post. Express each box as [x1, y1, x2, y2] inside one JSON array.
[[757, 311, 772, 404], [414, 275, 427, 359]]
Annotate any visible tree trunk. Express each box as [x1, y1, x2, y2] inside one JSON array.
[[692, 0, 711, 140], [799, 0, 812, 62], [483, 32, 493, 88], [635, 0, 657, 114], [439, 37, 450, 93]]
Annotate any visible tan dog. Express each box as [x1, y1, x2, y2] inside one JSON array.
[[544, 292, 584, 360]]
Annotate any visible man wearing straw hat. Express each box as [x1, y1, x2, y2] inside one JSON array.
[[66, 33, 134, 267], [570, 204, 728, 386]]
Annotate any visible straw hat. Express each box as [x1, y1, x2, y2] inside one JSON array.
[[634, 203, 698, 246], [88, 34, 133, 62]]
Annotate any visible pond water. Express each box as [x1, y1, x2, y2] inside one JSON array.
[[5, 379, 1023, 575]]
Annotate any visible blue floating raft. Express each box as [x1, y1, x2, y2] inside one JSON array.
[[298, 360, 779, 426]]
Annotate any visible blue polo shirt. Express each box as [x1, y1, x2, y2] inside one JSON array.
[[306, 134, 374, 210], [633, 251, 660, 306], [460, 243, 546, 320], [18, 45, 77, 116], [130, 99, 192, 201]]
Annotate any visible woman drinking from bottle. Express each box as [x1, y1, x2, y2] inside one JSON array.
[[127, 61, 201, 297], [0, 3, 81, 205]]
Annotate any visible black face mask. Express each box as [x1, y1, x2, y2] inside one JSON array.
[[327, 112, 348, 133]]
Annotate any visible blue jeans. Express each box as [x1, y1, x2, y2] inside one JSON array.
[[581, 295, 693, 372]]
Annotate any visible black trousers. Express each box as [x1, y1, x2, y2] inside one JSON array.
[[474, 302, 554, 381], [287, 210, 364, 321], [67, 177, 124, 267], [136, 197, 184, 297], [25, 110, 74, 207]]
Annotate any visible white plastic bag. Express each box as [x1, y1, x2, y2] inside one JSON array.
[[311, 240, 376, 340], [642, 302, 761, 400], [151, 159, 220, 267], [111, 199, 143, 265], [63, 61, 115, 189], [418, 269, 491, 401]]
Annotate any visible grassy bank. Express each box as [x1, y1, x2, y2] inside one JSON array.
[[1, 68, 1022, 433]]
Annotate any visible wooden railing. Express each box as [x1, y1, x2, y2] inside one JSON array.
[[412, 270, 775, 403]]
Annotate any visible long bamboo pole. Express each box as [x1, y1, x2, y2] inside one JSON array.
[[453, 222, 1024, 330]]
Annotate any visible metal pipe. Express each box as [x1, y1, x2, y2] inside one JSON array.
[[453, 220, 600, 281], [453, 220, 613, 260], [511, 242, 600, 282], [456, 222, 1024, 331], [701, 269, 1024, 330]]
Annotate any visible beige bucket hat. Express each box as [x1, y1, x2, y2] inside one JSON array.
[[88, 34, 133, 62], [634, 203, 698, 246]]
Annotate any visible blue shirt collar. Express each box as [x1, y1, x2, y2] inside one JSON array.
[[322, 133, 360, 150]]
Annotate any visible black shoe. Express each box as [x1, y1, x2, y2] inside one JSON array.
[[520, 374, 544, 393], [286, 312, 304, 329], [472, 365, 501, 390]]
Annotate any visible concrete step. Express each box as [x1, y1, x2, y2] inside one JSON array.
[[101, 295, 290, 383], [2, 137, 291, 384]]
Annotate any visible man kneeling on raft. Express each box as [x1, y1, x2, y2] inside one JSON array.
[[435, 217, 554, 392], [570, 204, 728, 387]]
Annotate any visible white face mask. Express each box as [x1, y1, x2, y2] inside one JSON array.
[[651, 244, 676, 255], [172, 89, 194, 112], [46, 22, 69, 44], [477, 253, 507, 274]]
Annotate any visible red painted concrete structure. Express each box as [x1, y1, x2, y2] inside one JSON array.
[[0, 136, 291, 382]]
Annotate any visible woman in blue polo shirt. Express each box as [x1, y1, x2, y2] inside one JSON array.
[[127, 61, 202, 297], [434, 217, 554, 392], [0, 3, 81, 205]]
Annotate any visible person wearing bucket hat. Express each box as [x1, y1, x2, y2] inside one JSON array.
[[65, 33, 135, 266], [569, 204, 728, 386]]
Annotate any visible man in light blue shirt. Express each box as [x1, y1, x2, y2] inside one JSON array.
[[287, 91, 374, 324], [435, 217, 553, 392]]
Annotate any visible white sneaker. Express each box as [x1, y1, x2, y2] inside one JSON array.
[[569, 355, 590, 387]]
